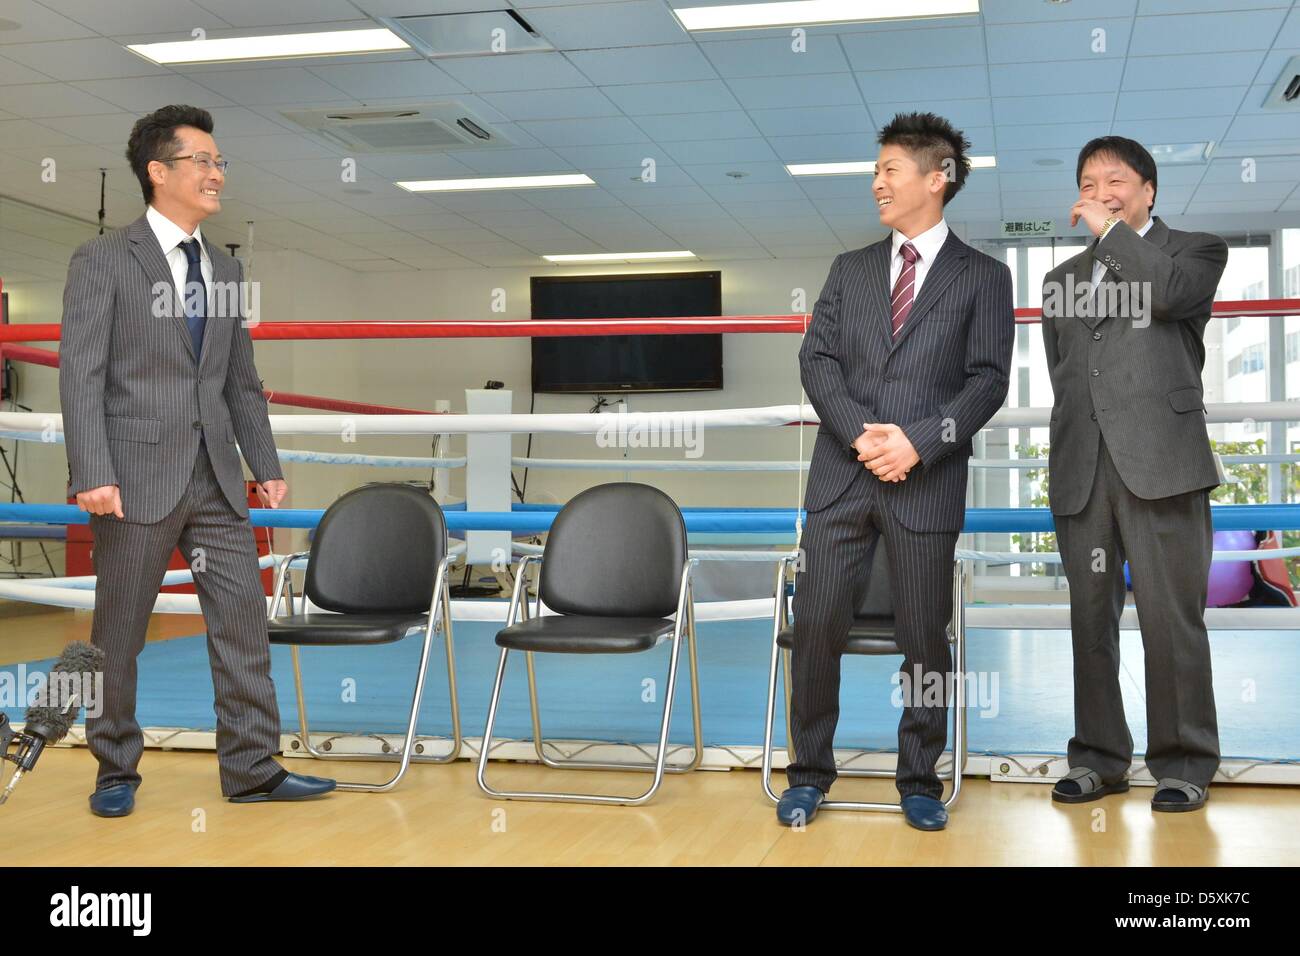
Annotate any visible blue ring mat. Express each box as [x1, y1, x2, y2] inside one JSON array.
[[5, 616, 1296, 761]]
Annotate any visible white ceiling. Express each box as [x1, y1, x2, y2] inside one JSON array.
[[1, 0, 1299, 280]]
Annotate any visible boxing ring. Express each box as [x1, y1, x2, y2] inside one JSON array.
[[2, 307, 1300, 788]]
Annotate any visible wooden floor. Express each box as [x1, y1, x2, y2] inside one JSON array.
[[4, 601, 1297, 866], [3, 745, 1295, 866]]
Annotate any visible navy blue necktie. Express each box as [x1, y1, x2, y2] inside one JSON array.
[[179, 238, 206, 361]]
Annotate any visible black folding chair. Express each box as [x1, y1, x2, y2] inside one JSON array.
[[476, 483, 702, 805], [267, 483, 460, 792]]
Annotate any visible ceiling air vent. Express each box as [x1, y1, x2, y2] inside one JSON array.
[[380, 10, 552, 58], [1263, 55, 1300, 109], [280, 103, 512, 153]]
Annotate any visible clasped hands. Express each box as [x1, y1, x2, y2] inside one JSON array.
[[854, 423, 919, 482]]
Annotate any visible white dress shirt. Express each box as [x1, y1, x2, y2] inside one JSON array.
[[889, 217, 949, 299], [147, 204, 212, 314], [1091, 215, 1153, 289]]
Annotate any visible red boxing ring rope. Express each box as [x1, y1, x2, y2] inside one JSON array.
[[2, 301, 1298, 345], [0, 344, 438, 416]]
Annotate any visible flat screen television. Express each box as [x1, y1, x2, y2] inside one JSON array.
[[530, 271, 723, 394]]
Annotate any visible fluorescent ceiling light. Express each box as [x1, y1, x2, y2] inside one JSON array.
[[786, 156, 997, 176], [396, 174, 595, 192], [675, 0, 979, 31], [543, 251, 697, 263], [126, 28, 409, 65]]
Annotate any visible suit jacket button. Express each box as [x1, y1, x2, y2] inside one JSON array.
[[192, 421, 202, 429], [1090, 412, 1097, 421], [1091, 369, 1100, 376], [1092, 331, 1102, 340]]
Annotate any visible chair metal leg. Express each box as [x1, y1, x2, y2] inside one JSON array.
[[281, 560, 462, 792], [762, 559, 968, 812], [476, 561, 697, 805], [760, 567, 787, 803], [525, 579, 703, 774]]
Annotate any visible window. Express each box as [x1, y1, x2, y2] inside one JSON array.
[[1242, 344, 1266, 374]]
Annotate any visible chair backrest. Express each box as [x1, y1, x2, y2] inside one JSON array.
[[854, 536, 895, 622], [305, 483, 447, 614], [539, 483, 687, 618]]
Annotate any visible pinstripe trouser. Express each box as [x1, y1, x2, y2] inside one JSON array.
[[789, 468, 959, 799], [1055, 436, 1220, 789], [86, 444, 283, 796]]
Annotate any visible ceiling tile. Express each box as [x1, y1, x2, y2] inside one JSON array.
[[700, 35, 850, 78], [842, 26, 986, 71], [566, 44, 717, 85], [437, 53, 592, 92], [522, 1, 688, 50], [1, 82, 122, 117], [41, 0, 232, 33], [632, 111, 761, 142], [306, 60, 465, 99], [859, 65, 990, 101], [0, 0, 99, 44], [479, 87, 621, 120], [600, 79, 740, 115], [729, 73, 863, 110], [1130, 9, 1288, 56]]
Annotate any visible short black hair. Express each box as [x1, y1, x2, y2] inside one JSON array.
[[1075, 135, 1157, 212], [126, 105, 214, 204], [877, 111, 971, 205]]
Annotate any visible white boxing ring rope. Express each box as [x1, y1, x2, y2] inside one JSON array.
[[6, 399, 1300, 438]]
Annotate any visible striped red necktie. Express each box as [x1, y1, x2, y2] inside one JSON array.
[[891, 241, 919, 338]]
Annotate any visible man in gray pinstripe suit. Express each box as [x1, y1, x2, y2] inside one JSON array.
[[59, 105, 334, 816], [778, 113, 1014, 831], [1042, 137, 1226, 813]]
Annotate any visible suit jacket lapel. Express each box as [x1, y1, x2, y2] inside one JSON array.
[[890, 231, 969, 351], [1069, 238, 1101, 329], [857, 239, 893, 350], [201, 241, 237, 374], [127, 214, 197, 362], [1145, 215, 1170, 248], [1086, 218, 1163, 326]]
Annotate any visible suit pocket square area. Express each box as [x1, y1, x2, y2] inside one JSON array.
[[104, 415, 161, 444]]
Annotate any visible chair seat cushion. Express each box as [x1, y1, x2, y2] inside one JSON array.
[[496, 614, 676, 654], [777, 618, 900, 655], [268, 612, 430, 646]]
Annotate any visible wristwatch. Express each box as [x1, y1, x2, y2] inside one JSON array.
[[1100, 217, 1121, 240]]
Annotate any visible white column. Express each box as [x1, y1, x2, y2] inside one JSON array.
[[465, 388, 512, 566]]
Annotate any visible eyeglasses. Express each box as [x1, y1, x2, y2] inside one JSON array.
[[158, 153, 230, 174]]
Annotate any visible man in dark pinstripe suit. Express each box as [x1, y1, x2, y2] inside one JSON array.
[[59, 105, 334, 816], [778, 113, 1014, 830]]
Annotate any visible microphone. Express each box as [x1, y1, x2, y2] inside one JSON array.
[[0, 641, 105, 805]]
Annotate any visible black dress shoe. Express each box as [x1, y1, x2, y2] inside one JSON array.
[[228, 772, 336, 803], [901, 794, 948, 831], [776, 785, 825, 826], [89, 783, 136, 818]]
